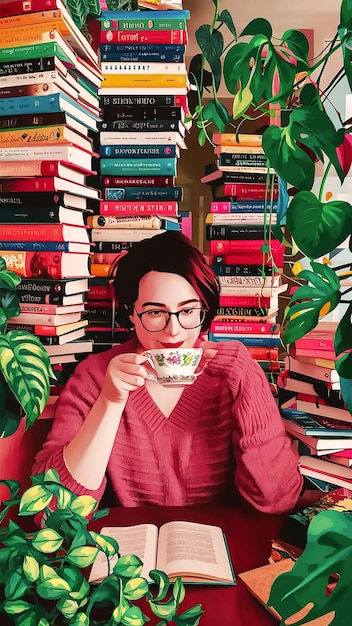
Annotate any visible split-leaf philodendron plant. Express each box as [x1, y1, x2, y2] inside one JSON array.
[[0, 258, 54, 438], [0, 470, 204, 626], [189, 0, 352, 400]]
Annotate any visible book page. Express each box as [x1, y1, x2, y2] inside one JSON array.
[[156, 520, 235, 583], [88, 524, 158, 583]]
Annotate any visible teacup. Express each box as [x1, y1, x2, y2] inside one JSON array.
[[143, 347, 203, 386]]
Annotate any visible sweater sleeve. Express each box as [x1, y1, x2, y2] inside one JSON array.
[[209, 341, 303, 514], [32, 344, 127, 502]]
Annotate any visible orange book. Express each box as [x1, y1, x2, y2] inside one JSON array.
[[0, 125, 92, 152], [212, 133, 263, 147], [0, 250, 91, 279]]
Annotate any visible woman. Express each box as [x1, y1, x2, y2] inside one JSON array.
[[33, 231, 303, 512]]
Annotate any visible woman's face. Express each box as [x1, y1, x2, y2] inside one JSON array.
[[130, 271, 203, 351]]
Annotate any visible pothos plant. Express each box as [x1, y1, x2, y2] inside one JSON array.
[[0, 470, 204, 626], [0, 258, 54, 438], [189, 0, 352, 397]]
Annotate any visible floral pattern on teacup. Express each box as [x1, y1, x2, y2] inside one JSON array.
[[154, 351, 201, 368]]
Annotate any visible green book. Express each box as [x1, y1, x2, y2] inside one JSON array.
[[100, 158, 177, 177], [0, 41, 74, 66]]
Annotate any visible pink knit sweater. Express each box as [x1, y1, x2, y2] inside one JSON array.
[[32, 337, 303, 513]]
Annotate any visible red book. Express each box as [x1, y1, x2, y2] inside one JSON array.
[[211, 253, 283, 266], [0, 176, 99, 198], [0, 0, 66, 17], [219, 295, 273, 307], [209, 321, 280, 335], [246, 346, 279, 360], [91, 252, 126, 265], [19, 302, 86, 315], [88, 284, 114, 300], [7, 319, 88, 336], [290, 346, 337, 360], [222, 184, 278, 199], [0, 224, 89, 244], [0, 250, 91, 279], [0, 160, 95, 184], [101, 176, 175, 188], [100, 201, 179, 216], [100, 30, 188, 45], [209, 239, 285, 257], [86, 300, 113, 310]]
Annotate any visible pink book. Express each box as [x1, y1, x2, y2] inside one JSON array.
[[100, 30, 188, 45], [100, 200, 179, 217]]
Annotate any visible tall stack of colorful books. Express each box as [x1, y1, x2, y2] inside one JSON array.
[[0, 1, 103, 375], [85, 5, 192, 350], [278, 319, 352, 490], [202, 132, 286, 385]]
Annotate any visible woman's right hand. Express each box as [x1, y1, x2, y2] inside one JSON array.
[[100, 353, 149, 405]]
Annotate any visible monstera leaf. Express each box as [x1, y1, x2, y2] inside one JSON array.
[[286, 191, 352, 258], [66, 0, 101, 29], [284, 261, 341, 345], [0, 331, 53, 436], [268, 509, 352, 626]]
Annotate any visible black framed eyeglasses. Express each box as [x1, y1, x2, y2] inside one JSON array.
[[134, 307, 207, 332]]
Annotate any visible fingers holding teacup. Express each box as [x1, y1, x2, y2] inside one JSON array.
[[102, 353, 152, 402]]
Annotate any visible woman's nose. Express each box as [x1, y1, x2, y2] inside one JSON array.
[[164, 313, 181, 335]]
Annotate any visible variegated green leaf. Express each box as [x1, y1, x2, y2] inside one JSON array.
[[36, 576, 71, 600], [70, 495, 98, 518], [0, 330, 53, 431], [121, 605, 147, 626], [3, 599, 32, 614], [113, 554, 143, 578], [123, 577, 149, 600], [32, 528, 64, 553], [70, 612, 89, 626], [23, 555, 40, 582], [90, 531, 119, 556], [195, 25, 224, 91], [57, 597, 79, 619], [19, 485, 53, 515], [149, 570, 170, 601], [66, 546, 99, 567]]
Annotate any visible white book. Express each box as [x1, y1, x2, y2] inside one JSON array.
[[0, 78, 79, 102], [100, 130, 186, 149], [101, 62, 187, 74], [91, 228, 165, 242], [219, 284, 288, 298], [45, 339, 93, 356], [217, 275, 281, 288], [89, 521, 235, 585], [299, 455, 352, 490], [0, 68, 78, 89], [0, 145, 94, 171], [8, 311, 82, 326], [50, 354, 78, 365], [206, 213, 277, 224]]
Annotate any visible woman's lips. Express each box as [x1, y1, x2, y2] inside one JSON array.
[[160, 342, 184, 348]]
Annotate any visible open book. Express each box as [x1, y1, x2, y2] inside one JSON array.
[[89, 520, 236, 585]]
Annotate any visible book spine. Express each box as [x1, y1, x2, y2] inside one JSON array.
[[0, 250, 85, 279], [217, 275, 279, 287], [100, 175, 174, 187], [210, 240, 282, 255], [99, 30, 188, 45], [294, 337, 334, 351], [219, 295, 272, 307], [0, 125, 82, 147], [0, 191, 69, 207], [293, 348, 337, 360], [0, 111, 69, 129], [206, 224, 267, 240], [99, 144, 178, 158], [0, 93, 100, 123], [0, 0, 62, 17], [93, 241, 135, 253], [0, 56, 59, 76], [212, 249, 285, 267], [210, 322, 279, 334], [208, 333, 280, 346], [0, 82, 74, 101], [99, 119, 182, 132], [91, 252, 123, 265], [100, 51, 184, 62], [101, 61, 186, 74], [99, 93, 181, 106], [101, 73, 187, 89], [99, 200, 178, 216], [0, 224, 69, 242], [211, 199, 278, 211], [216, 306, 272, 316], [213, 264, 277, 277], [89, 215, 163, 229], [0, 241, 75, 252], [91, 228, 163, 242], [212, 133, 263, 146], [104, 186, 183, 201], [101, 105, 183, 121], [218, 153, 268, 166], [100, 158, 177, 176], [100, 17, 187, 30], [247, 346, 279, 360], [0, 160, 61, 178]]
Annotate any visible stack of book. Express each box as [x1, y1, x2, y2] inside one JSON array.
[[279, 321, 352, 490], [203, 133, 286, 380], [0, 1, 103, 367], [83, 6, 192, 349]]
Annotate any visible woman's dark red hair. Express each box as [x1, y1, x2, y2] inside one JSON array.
[[110, 231, 220, 332]]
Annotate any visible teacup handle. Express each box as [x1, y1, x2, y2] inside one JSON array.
[[143, 352, 160, 383]]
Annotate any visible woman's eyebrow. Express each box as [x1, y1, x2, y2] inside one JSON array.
[[141, 299, 201, 308]]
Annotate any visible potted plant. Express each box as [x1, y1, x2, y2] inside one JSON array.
[[188, 0, 352, 405], [0, 469, 204, 626], [0, 257, 54, 438]]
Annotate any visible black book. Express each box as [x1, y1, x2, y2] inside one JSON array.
[[16, 277, 89, 297], [0, 192, 89, 211], [99, 93, 179, 107], [0, 111, 77, 130], [102, 106, 183, 122], [202, 162, 274, 185], [0, 56, 62, 76], [211, 264, 274, 276], [206, 224, 269, 240], [218, 153, 268, 168], [216, 306, 274, 317], [94, 241, 135, 253], [0, 204, 88, 225]]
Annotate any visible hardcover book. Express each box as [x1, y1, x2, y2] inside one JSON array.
[[206, 224, 274, 240], [100, 158, 177, 176], [7, 318, 88, 336], [0, 224, 90, 243], [91, 228, 165, 242], [100, 200, 179, 216], [0, 160, 95, 185], [212, 133, 263, 147], [0, 206, 89, 227], [0, 144, 95, 172], [210, 199, 278, 212], [101, 73, 188, 90], [101, 176, 174, 187], [104, 186, 183, 201], [0, 124, 93, 153], [100, 29, 188, 45], [0, 241, 91, 254], [101, 105, 184, 122], [8, 311, 83, 326], [0, 250, 91, 279], [99, 144, 179, 159], [88, 521, 235, 585], [281, 410, 352, 436], [0, 176, 99, 199]]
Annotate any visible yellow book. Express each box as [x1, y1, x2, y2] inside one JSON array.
[[212, 133, 263, 147], [102, 73, 188, 89], [0, 125, 92, 152]]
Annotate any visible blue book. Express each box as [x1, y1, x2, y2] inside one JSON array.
[[100, 158, 177, 176], [0, 92, 100, 128], [100, 51, 184, 62], [104, 186, 183, 201], [212, 201, 278, 212], [100, 9, 190, 20], [281, 409, 352, 436], [0, 241, 90, 253], [100, 144, 179, 158], [207, 334, 281, 347]]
